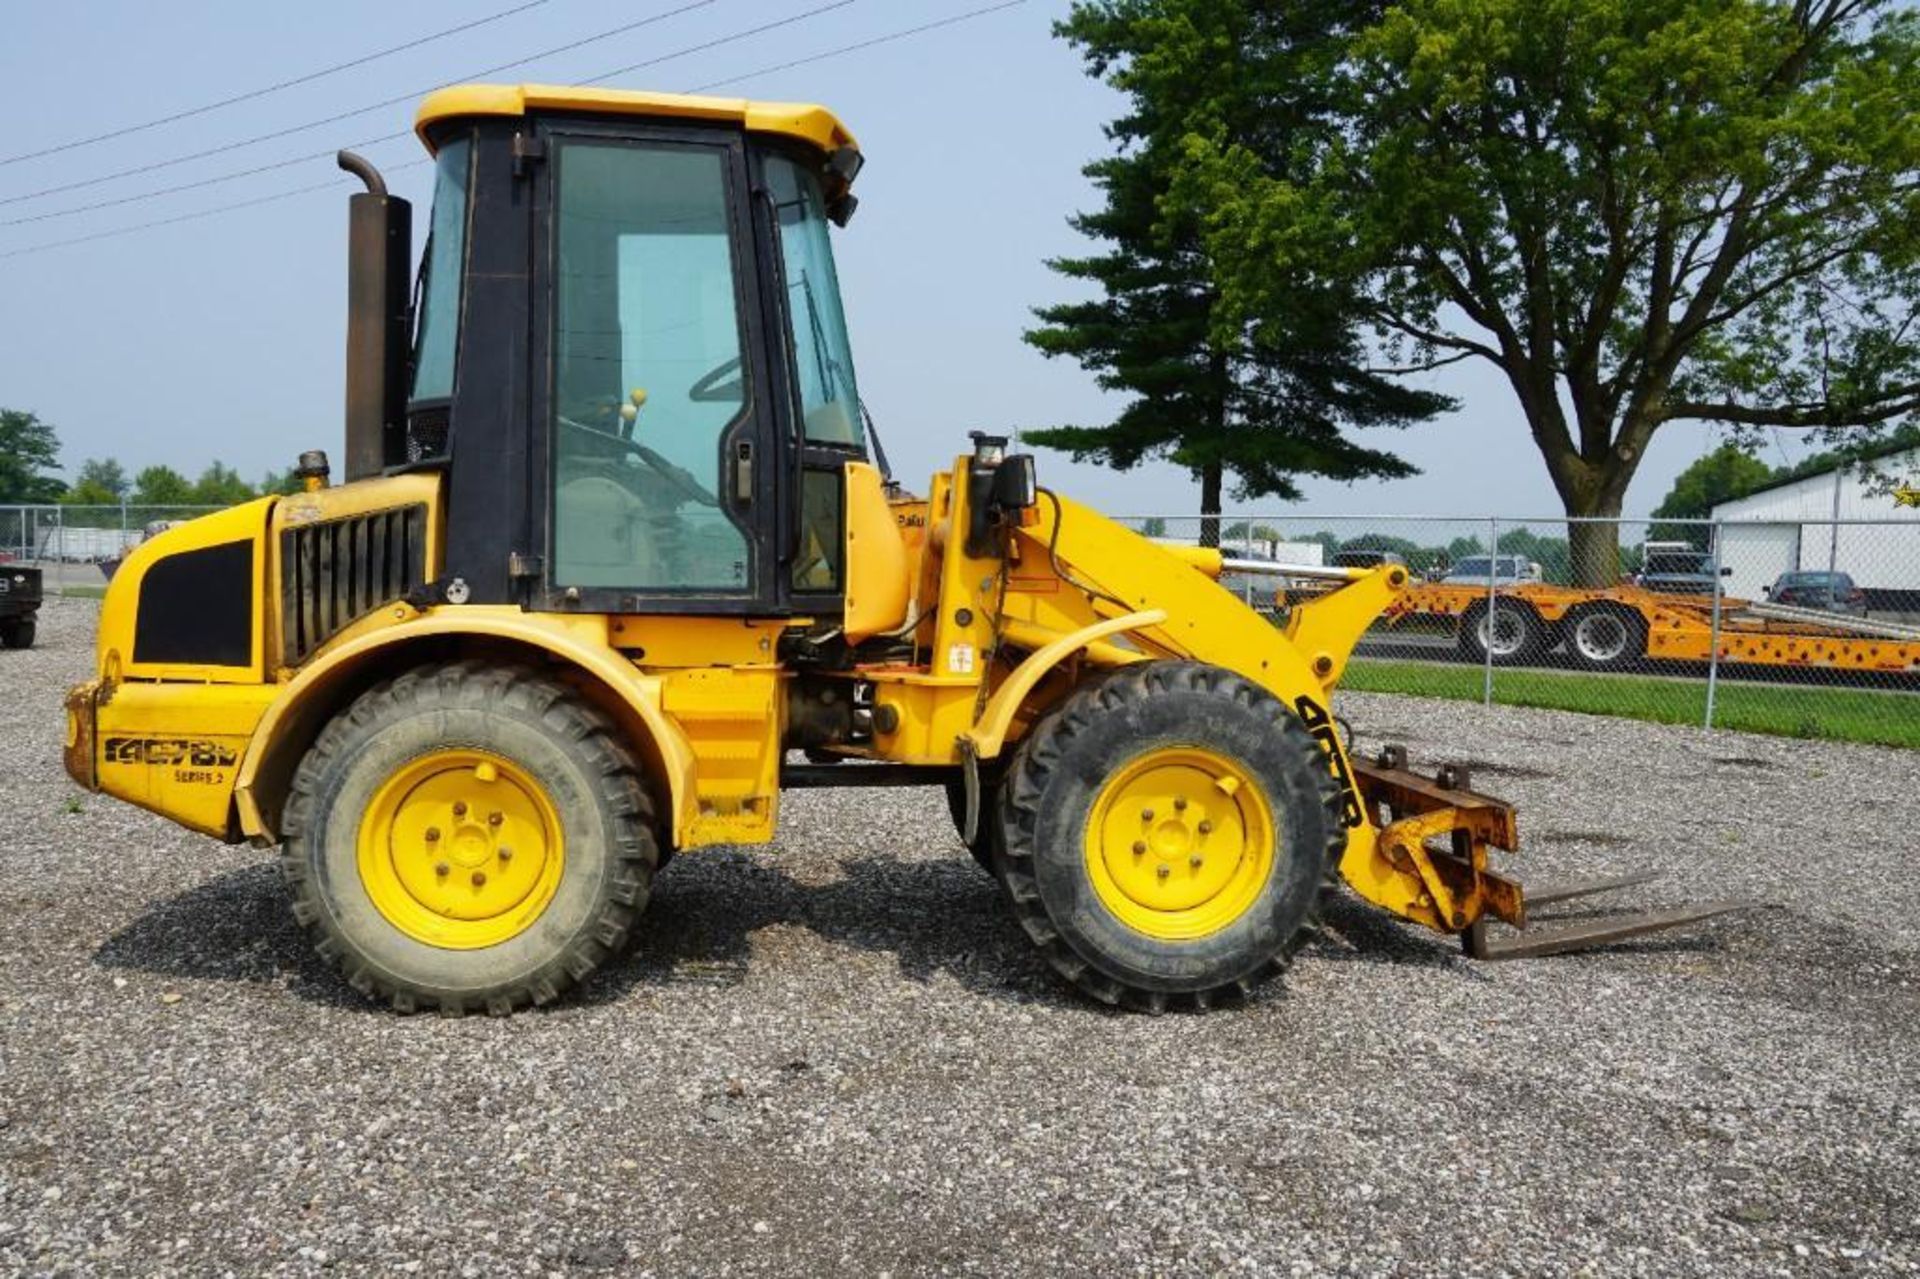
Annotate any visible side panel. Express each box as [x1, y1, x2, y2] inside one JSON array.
[[95, 682, 279, 838], [660, 666, 784, 847]]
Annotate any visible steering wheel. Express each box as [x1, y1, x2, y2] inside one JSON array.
[[556, 415, 720, 508], [688, 356, 744, 404]]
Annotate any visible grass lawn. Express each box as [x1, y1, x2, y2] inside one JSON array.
[[57, 586, 106, 599], [1343, 657, 1920, 750]]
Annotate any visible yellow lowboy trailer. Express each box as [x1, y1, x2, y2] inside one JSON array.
[[62, 85, 1743, 1013]]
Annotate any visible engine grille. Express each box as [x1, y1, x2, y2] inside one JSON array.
[[280, 504, 427, 665]]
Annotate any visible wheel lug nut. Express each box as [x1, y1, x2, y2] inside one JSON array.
[[1198, 820, 1213, 835], [1174, 796, 1187, 811], [425, 827, 440, 842], [471, 870, 487, 887], [1189, 854, 1204, 868], [452, 801, 467, 817], [487, 811, 503, 827], [1131, 840, 1147, 855], [1156, 863, 1170, 879], [498, 847, 513, 862], [434, 862, 450, 877], [1141, 808, 1154, 821]]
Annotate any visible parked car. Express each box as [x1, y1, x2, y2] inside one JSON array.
[[0, 565, 43, 649], [1763, 570, 1868, 616], [1441, 554, 1542, 587], [1637, 547, 1724, 595]]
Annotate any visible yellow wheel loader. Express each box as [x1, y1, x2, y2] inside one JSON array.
[[62, 85, 1747, 1014]]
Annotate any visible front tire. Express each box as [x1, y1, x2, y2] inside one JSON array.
[[997, 661, 1342, 1011], [282, 662, 658, 1014]]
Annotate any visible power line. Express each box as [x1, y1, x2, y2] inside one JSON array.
[[0, 174, 377, 260], [0, 134, 407, 229], [0, 1, 1025, 262], [689, 0, 1025, 93], [0, 0, 553, 169], [2, 0, 862, 228], [578, 0, 862, 84], [0, 0, 724, 209]]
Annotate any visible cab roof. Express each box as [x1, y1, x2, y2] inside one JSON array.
[[414, 84, 858, 155]]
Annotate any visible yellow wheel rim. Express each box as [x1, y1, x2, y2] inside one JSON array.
[[1083, 747, 1275, 942], [357, 749, 565, 950]]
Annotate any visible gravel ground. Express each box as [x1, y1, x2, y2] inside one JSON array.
[[3, 596, 1917, 1277]]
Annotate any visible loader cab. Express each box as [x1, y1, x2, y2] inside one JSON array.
[[387, 85, 873, 618]]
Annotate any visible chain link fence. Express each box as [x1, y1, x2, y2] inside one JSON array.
[[8, 501, 1915, 747], [0, 504, 223, 593], [1120, 513, 1920, 750]]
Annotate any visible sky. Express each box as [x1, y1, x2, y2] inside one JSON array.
[[0, 0, 1819, 522]]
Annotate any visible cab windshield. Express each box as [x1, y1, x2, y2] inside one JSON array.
[[764, 153, 863, 447]]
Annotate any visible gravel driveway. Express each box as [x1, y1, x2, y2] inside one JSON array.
[[3, 597, 1916, 1276]]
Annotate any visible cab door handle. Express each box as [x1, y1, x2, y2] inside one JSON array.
[[734, 440, 754, 504]]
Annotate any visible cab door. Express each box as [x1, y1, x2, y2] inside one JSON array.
[[754, 147, 870, 614], [530, 123, 781, 613]]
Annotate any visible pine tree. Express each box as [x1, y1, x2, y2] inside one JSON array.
[[1027, 1, 1450, 546]]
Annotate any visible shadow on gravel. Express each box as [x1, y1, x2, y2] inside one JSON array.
[[586, 851, 1090, 1013], [92, 863, 363, 1008], [91, 854, 1090, 1013], [1312, 893, 1469, 971], [92, 853, 1759, 1014]]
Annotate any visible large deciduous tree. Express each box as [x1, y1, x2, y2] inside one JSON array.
[[190, 463, 257, 507], [1028, 1, 1450, 546], [1650, 443, 1776, 545], [63, 458, 130, 505], [132, 465, 194, 507], [0, 409, 64, 503], [1165, 0, 1920, 582]]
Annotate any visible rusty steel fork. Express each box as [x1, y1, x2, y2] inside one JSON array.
[[1359, 750, 1760, 961], [1433, 760, 1761, 960], [1461, 870, 1759, 959]]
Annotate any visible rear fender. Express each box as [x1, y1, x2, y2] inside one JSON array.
[[233, 608, 697, 845]]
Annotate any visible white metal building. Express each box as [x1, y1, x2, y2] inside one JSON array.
[[1711, 445, 1920, 602]]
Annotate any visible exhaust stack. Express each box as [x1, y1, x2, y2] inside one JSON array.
[[338, 151, 412, 482]]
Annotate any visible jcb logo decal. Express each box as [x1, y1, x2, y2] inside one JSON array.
[[104, 738, 239, 768], [1293, 696, 1364, 829]]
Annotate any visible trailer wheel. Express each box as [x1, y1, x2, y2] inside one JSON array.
[[1457, 599, 1548, 665], [1563, 603, 1647, 670], [281, 661, 659, 1015], [0, 617, 35, 649], [996, 661, 1342, 1011]]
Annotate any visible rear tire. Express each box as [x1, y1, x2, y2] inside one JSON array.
[[1562, 603, 1647, 670], [997, 661, 1342, 1011], [0, 617, 34, 649], [1457, 599, 1548, 666], [282, 661, 659, 1014]]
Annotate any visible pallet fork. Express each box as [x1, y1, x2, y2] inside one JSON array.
[[1354, 748, 1758, 959]]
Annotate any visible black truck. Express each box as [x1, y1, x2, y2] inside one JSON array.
[[0, 563, 43, 648]]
